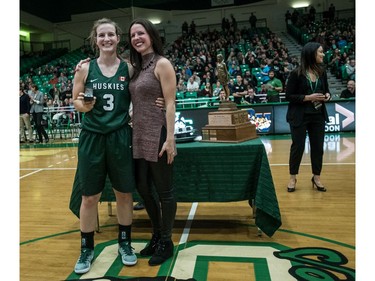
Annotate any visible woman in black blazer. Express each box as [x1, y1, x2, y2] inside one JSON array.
[[285, 42, 331, 192]]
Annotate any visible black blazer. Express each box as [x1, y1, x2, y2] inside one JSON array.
[[285, 69, 330, 126]]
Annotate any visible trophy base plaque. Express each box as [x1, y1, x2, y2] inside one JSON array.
[[201, 101, 257, 143]]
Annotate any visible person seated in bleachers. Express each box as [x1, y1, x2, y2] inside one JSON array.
[[257, 83, 268, 102], [186, 76, 200, 92], [328, 48, 341, 75], [260, 59, 271, 83], [49, 84, 60, 101], [176, 79, 187, 93], [58, 72, 68, 84], [199, 82, 213, 98], [243, 70, 258, 88], [346, 58, 355, 80], [244, 85, 261, 104], [49, 73, 59, 85], [212, 81, 223, 98], [246, 53, 260, 69], [340, 80, 355, 98]]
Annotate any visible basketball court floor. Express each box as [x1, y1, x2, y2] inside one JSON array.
[[19, 133, 356, 280]]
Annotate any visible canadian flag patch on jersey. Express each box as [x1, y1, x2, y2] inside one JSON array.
[[119, 76, 126, 81]]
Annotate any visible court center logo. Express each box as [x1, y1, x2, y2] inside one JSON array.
[[65, 240, 355, 280]]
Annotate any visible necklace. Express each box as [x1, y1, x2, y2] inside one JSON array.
[[306, 71, 319, 93], [141, 54, 155, 71]]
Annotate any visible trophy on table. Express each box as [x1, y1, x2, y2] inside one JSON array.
[[201, 54, 257, 143]]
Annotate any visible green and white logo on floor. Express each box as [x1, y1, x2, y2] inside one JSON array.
[[65, 240, 355, 280]]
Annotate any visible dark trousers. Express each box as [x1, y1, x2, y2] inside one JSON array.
[[289, 114, 325, 175], [32, 112, 48, 142], [134, 129, 176, 240]]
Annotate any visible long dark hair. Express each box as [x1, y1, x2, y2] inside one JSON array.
[[297, 41, 324, 77], [128, 18, 164, 77]]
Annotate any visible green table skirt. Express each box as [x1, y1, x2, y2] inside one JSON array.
[[70, 138, 281, 237]]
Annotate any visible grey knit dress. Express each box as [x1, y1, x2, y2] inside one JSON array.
[[129, 53, 167, 162]]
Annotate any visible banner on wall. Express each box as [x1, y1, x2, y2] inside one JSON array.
[[176, 100, 355, 136], [211, 0, 234, 7], [273, 100, 356, 134], [176, 105, 275, 135]]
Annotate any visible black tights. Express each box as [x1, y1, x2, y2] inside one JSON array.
[[134, 130, 176, 241]]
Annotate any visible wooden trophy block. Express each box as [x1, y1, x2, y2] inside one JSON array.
[[201, 105, 258, 143], [202, 123, 257, 143]]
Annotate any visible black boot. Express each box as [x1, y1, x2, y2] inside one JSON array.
[[140, 233, 160, 256], [148, 239, 174, 266]]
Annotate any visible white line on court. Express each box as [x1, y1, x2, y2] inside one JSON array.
[[179, 202, 198, 245], [19, 169, 44, 179]]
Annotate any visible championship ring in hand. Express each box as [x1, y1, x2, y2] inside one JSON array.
[[84, 88, 94, 101]]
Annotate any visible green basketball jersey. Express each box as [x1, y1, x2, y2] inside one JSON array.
[[82, 59, 131, 134]]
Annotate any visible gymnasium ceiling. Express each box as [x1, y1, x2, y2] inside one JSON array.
[[20, 0, 261, 23]]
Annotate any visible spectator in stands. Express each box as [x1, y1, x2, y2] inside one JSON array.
[[260, 59, 271, 83], [218, 89, 227, 101], [19, 88, 33, 143], [186, 76, 200, 92], [181, 21, 188, 35], [199, 82, 213, 97], [266, 70, 283, 102], [258, 83, 268, 101], [228, 62, 238, 76], [221, 17, 227, 32], [60, 82, 73, 101], [291, 9, 299, 25], [29, 84, 49, 143], [328, 3, 336, 23], [285, 10, 292, 25], [49, 73, 59, 85], [58, 72, 68, 84], [230, 14, 237, 32], [285, 42, 331, 193], [71, 18, 137, 274], [346, 58, 355, 80], [270, 58, 284, 82], [49, 84, 60, 101], [243, 70, 258, 88], [328, 48, 341, 75], [228, 78, 236, 95], [193, 57, 205, 75], [176, 78, 187, 93], [244, 85, 260, 104], [189, 20, 196, 35], [203, 71, 215, 85], [247, 54, 260, 69], [128, 18, 177, 266], [337, 36, 347, 49], [232, 74, 247, 104], [212, 81, 223, 97], [249, 13, 257, 29], [315, 30, 328, 52], [177, 67, 189, 82], [192, 72, 201, 86], [340, 80, 355, 98]]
